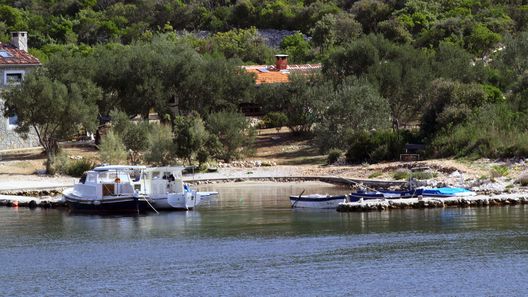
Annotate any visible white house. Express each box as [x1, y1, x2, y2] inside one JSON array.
[[0, 32, 41, 150]]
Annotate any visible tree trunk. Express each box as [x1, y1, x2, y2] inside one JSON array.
[[45, 140, 59, 175]]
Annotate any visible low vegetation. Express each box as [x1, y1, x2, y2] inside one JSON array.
[[326, 149, 342, 165]]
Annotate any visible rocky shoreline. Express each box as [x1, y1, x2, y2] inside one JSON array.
[[336, 193, 528, 212]]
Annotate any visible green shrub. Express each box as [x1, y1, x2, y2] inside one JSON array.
[[144, 124, 176, 166], [368, 171, 382, 179], [393, 169, 411, 180], [490, 165, 509, 178], [327, 149, 342, 164], [345, 130, 418, 163], [98, 131, 128, 164], [262, 112, 288, 132], [207, 111, 256, 162], [64, 159, 95, 177], [411, 171, 435, 180], [430, 104, 528, 159], [55, 152, 94, 177]]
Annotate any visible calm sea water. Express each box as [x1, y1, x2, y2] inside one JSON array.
[[1, 181, 528, 297]]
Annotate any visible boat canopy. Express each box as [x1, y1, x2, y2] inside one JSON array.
[[93, 165, 147, 171], [143, 166, 185, 173]]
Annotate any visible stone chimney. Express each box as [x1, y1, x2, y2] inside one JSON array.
[[11, 31, 28, 52], [275, 54, 288, 70]]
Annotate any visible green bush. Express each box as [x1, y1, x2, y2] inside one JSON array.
[[490, 165, 509, 178], [411, 171, 435, 180], [144, 124, 176, 166], [98, 131, 128, 164], [431, 104, 528, 159], [262, 112, 288, 132], [64, 159, 95, 177], [345, 130, 417, 163], [207, 111, 256, 162], [55, 153, 94, 177], [327, 149, 342, 164], [393, 169, 411, 180], [368, 171, 382, 179]]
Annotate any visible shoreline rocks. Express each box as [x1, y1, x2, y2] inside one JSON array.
[[336, 194, 528, 212]]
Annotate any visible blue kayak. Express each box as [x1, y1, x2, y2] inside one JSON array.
[[421, 187, 476, 197], [349, 187, 476, 202]]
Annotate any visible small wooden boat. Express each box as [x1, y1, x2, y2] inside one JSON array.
[[349, 187, 476, 202], [289, 194, 347, 209], [349, 189, 423, 202]]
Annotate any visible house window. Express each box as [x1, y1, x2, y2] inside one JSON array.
[[7, 115, 18, 130], [5, 72, 23, 84]]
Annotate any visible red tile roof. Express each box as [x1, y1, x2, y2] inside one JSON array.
[[242, 64, 321, 85], [0, 43, 40, 65]]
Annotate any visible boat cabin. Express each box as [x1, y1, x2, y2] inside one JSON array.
[[140, 167, 187, 197], [76, 165, 146, 199]]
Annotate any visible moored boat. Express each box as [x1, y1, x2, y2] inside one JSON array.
[[289, 194, 347, 209], [137, 167, 218, 210], [63, 165, 151, 214]]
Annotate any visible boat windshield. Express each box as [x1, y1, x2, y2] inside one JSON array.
[[97, 171, 131, 183]]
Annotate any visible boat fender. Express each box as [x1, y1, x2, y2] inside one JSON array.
[[93, 200, 101, 206], [28, 200, 37, 209], [12, 200, 19, 207]]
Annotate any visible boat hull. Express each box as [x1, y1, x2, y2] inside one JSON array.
[[151, 192, 194, 210], [289, 195, 347, 209], [349, 189, 423, 202], [64, 191, 150, 214]]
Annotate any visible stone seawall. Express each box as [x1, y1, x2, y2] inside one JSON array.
[[336, 194, 528, 212]]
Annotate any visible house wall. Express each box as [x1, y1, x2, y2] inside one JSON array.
[[0, 65, 39, 150]]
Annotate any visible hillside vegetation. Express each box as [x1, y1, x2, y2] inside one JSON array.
[[3, 1, 528, 172]]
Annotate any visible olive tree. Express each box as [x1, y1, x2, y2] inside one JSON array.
[[207, 111, 256, 162], [3, 71, 100, 174]]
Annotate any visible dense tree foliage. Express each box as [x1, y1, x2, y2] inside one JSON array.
[[3, 69, 100, 173], [6, 0, 528, 167]]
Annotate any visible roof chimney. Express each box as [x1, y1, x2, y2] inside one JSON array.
[[11, 32, 28, 52], [275, 54, 288, 70]]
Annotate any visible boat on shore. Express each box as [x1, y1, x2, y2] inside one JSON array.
[[289, 194, 348, 209], [349, 189, 422, 202], [421, 187, 476, 197], [348, 187, 476, 202], [63, 165, 152, 214]]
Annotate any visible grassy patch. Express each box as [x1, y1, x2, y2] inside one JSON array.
[[368, 171, 383, 179], [393, 169, 435, 180], [281, 155, 326, 165], [490, 165, 509, 178], [393, 169, 411, 180], [411, 171, 435, 180]]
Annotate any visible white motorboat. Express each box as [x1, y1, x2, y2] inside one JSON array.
[[137, 167, 218, 210], [63, 165, 152, 213], [289, 194, 348, 209]]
